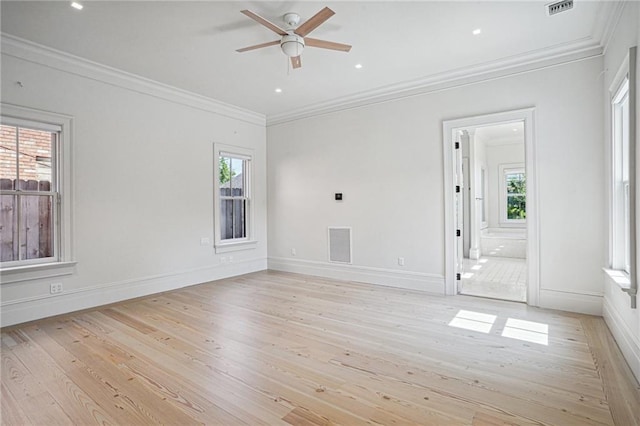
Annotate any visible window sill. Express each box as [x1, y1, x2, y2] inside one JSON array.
[[499, 222, 527, 228], [215, 240, 257, 254], [603, 268, 631, 290], [0, 261, 77, 284]]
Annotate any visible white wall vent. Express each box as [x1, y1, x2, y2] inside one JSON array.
[[328, 227, 352, 264], [546, 0, 573, 16]]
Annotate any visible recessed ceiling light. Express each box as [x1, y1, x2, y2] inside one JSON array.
[[274, 88, 282, 93], [513, 128, 518, 132], [472, 28, 482, 35], [70, 2, 83, 10], [355, 64, 363, 69]]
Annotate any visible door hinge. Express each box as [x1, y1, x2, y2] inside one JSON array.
[[456, 229, 461, 237], [455, 141, 460, 149], [456, 273, 461, 280], [455, 185, 460, 193]]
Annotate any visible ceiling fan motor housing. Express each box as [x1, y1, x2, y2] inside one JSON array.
[[281, 34, 305, 57], [283, 12, 301, 28]]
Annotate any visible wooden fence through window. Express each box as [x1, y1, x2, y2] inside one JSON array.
[[0, 178, 53, 262]]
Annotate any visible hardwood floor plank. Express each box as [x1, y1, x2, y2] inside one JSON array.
[[581, 316, 640, 426], [1, 271, 637, 425], [0, 382, 31, 425], [6, 334, 117, 425]]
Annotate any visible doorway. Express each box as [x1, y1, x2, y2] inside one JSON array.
[[458, 123, 527, 302], [443, 108, 539, 306]]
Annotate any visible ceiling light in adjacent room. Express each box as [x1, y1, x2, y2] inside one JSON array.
[[71, 2, 83, 10], [355, 64, 363, 69], [275, 88, 282, 93], [472, 28, 482, 35]]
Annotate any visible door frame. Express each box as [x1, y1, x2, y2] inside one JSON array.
[[442, 108, 539, 306]]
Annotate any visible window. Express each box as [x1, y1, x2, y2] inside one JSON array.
[[1, 120, 58, 265], [611, 77, 630, 273], [499, 164, 526, 225], [213, 144, 256, 253], [0, 104, 74, 280]]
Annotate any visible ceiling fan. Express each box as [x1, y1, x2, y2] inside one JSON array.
[[236, 7, 352, 69]]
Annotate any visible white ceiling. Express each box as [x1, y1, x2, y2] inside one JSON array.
[[475, 122, 524, 146], [1, 1, 615, 121]]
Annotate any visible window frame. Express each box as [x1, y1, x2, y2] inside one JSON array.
[[213, 143, 256, 253], [0, 104, 75, 283], [611, 76, 631, 274], [499, 163, 526, 226]]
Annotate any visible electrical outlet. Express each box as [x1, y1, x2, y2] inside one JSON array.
[[50, 283, 63, 294], [221, 256, 227, 264], [228, 256, 233, 263], [398, 257, 405, 266], [200, 237, 210, 245], [291, 248, 297, 256]]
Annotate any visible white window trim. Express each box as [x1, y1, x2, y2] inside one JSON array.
[[499, 163, 526, 227], [607, 46, 638, 309], [0, 104, 76, 283], [609, 51, 634, 274], [611, 77, 630, 274], [213, 143, 256, 254]]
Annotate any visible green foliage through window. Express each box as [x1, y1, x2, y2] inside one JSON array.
[[219, 157, 232, 184], [506, 173, 526, 220]]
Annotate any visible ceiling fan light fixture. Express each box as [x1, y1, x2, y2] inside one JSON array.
[[280, 34, 305, 57]]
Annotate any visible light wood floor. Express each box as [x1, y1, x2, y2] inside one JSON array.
[[2, 271, 639, 425]]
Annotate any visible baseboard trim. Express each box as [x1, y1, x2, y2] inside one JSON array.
[[538, 288, 603, 315], [268, 257, 445, 294], [1, 258, 267, 327], [603, 297, 640, 383]]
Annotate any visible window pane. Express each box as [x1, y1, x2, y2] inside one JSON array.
[[18, 128, 53, 185], [621, 94, 630, 181], [0, 192, 18, 261], [233, 199, 246, 239], [220, 199, 247, 241], [231, 158, 244, 196], [507, 195, 526, 219], [624, 182, 630, 272], [219, 156, 231, 195], [0, 125, 18, 181], [220, 198, 233, 240], [20, 194, 54, 260], [0, 194, 54, 261], [506, 173, 525, 195]]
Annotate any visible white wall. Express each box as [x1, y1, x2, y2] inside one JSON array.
[[602, 1, 640, 383], [268, 56, 605, 313], [0, 45, 268, 326], [485, 143, 525, 229]]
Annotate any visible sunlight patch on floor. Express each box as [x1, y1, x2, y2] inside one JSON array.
[[448, 310, 497, 333], [448, 311, 549, 345], [502, 318, 549, 345]]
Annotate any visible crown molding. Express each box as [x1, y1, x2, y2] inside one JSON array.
[[598, 0, 627, 56], [267, 37, 603, 126], [0, 33, 266, 127]]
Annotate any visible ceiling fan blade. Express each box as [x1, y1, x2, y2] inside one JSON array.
[[236, 40, 280, 53], [294, 7, 334, 37], [240, 10, 287, 36], [304, 38, 352, 52], [291, 56, 302, 69]]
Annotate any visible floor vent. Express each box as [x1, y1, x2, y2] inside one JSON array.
[[328, 227, 352, 264], [546, 0, 573, 16]]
